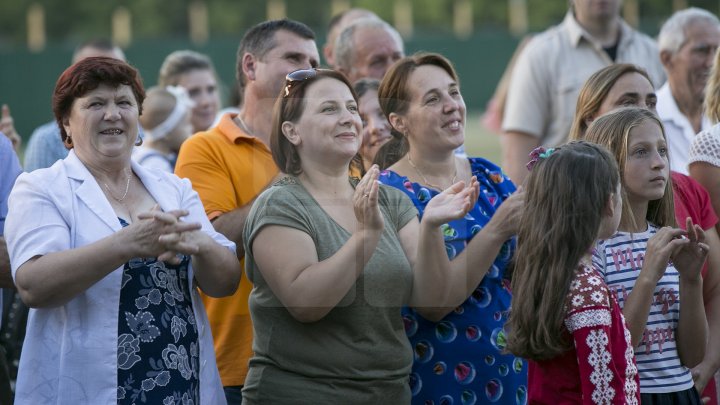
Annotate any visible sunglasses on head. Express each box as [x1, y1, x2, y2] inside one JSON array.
[[284, 68, 333, 97]]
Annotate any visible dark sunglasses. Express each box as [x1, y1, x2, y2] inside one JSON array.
[[284, 68, 332, 97]]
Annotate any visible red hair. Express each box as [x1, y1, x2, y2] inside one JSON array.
[[52, 56, 145, 145]]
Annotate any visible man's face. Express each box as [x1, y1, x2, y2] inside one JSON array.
[[347, 27, 403, 83], [253, 30, 320, 100], [665, 20, 720, 102]]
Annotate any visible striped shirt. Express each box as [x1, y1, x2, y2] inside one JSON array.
[[592, 223, 693, 394]]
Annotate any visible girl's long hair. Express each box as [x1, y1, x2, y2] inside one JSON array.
[[583, 107, 676, 229], [506, 141, 619, 360]]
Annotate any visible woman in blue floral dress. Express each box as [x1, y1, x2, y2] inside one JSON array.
[[374, 52, 528, 404]]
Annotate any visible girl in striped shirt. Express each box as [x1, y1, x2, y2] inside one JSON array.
[[586, 107, 708, 404]]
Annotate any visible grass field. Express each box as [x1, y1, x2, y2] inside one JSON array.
[[464, 110, 503, 164]]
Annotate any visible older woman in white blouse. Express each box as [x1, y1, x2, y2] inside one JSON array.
[[5, 57, 237, 404]]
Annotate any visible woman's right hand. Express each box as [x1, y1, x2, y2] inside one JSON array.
[[353, 165, 384, 233], [125, 206, 202, 263]]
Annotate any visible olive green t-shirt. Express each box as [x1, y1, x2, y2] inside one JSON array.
[[242, 176, 418, 404]]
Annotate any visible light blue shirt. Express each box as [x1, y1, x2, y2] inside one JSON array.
[[23, 121, 68, 172], [0, 134, 22, 328], [0, 134, 22, 234]]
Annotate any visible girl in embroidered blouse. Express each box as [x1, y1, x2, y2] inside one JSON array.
[[506, 140, 639, 404], [584, 107, 708, 404]]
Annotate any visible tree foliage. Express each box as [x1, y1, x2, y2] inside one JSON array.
[[0, 0, 718, 46]]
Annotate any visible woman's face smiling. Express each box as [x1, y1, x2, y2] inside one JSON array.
[[399, 64, 466, 155], [285, 77, 362, 167], [358, 88, 392, 166], [64, 83, 139, 164]]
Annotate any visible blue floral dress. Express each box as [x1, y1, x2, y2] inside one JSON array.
[[379, 157, 528, 405], [117, 218, 199, 405]]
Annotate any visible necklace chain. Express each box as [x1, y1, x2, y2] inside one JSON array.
[[103, 170, 132, 202], [236, 114, 251, 134], [407, 154, 457, 191]]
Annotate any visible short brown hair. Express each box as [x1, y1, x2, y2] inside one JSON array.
[[270, 69, 358, 175], [52, 56, 145, 146]]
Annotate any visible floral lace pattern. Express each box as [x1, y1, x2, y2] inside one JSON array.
[[587, 330, 614, 404], [117, 218, 199, 405], [623, 325, 639, 405]]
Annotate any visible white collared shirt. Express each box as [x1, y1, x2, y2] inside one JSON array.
[[503, 12, 665, 147], [656, 82, 712, 175], [5, 151, 232, 405]]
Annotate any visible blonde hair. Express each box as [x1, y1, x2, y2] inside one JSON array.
[[583, 107, 676, 230], [705, 48, 720, 123], [569, 64, 653, 139]]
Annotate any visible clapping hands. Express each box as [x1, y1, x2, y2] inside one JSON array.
[[130, 206, 207, 264], [422, 177, 480, 227], [353, 165, 384, 232]]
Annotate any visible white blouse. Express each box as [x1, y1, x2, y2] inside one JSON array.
[[5, 151, 231, 404]]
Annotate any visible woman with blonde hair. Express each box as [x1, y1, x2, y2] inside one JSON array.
[[586, 107, 707, 403], [158, 50, 220, 133], [690, 48, 720, 221], [569, 63, 657, 138], [573, 64, 720, 403]]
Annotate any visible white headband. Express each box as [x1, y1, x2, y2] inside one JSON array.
[[144, 86, 195, 140]]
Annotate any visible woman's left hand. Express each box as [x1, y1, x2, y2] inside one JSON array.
[[672, 217, 709, 281], [422, 176, 479, 227]]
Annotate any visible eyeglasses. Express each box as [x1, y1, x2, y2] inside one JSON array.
[[284, 68, 335, 97]]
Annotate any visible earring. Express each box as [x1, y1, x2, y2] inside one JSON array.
[[63, 135, 73, 149], [135, 136, 143, 146]]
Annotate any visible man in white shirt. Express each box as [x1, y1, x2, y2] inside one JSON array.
[[656, 8, 720, 175], [501, 0, 664, 185]]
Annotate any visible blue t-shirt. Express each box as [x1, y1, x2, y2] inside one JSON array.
[[0, 134, 22, 235], [379, 157, 528, 405]]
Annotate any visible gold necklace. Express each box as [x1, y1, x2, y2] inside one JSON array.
[[407, 154, 457, 191], [103, 170, 132, 202]]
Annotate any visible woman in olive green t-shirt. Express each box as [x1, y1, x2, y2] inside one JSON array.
[[242, 68, 511, 404]]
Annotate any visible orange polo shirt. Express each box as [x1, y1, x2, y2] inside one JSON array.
[[175, 113, 279, 387]]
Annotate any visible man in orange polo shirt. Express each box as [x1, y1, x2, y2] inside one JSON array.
[[175, 19, 320, 404]]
